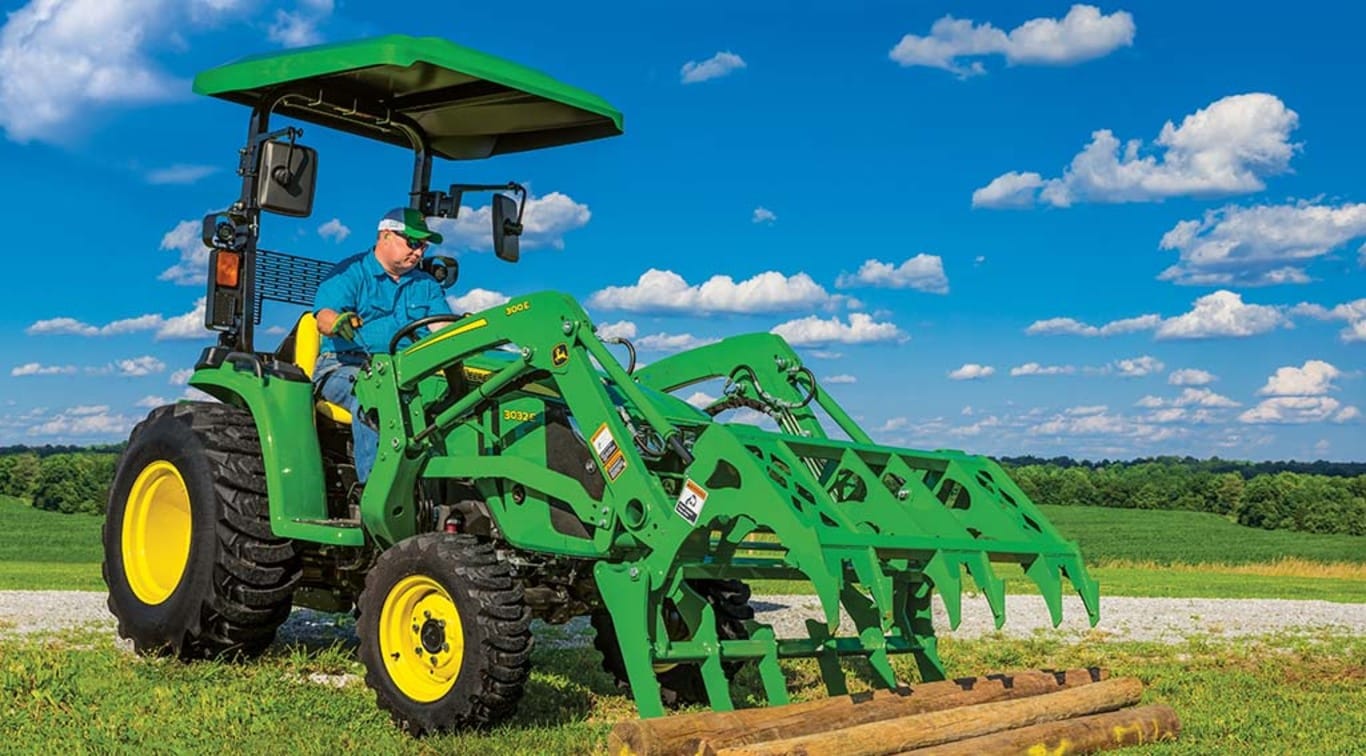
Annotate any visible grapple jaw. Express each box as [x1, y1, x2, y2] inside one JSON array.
[[596, 421, 1100, 718], [599, 333, 1100, 718]]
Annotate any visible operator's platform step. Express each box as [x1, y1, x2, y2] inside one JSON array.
[[609, 668, 1180, 756], [292, 518, 361, 529]]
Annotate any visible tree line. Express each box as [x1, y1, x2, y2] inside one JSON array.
[[2, 448, 1363, 536], [1003, 459, 1366, 536], [0, 452, 118, 516]]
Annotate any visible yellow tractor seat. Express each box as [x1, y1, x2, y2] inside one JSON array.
[[288, 312, 354, 425]]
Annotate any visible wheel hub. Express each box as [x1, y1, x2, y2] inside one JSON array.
[[420, 618, 446, 655]]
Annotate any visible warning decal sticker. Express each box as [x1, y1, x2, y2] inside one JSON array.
[[591, 423, 627, 481], [675, 479, 708, 525]]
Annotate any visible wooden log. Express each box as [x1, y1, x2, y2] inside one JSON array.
[[899, 704, 1182, 755], [709, 677, 1144, 756], [608, 668, 1109, 756]]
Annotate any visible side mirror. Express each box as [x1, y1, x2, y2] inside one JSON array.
[[492, 193, 523, 263], [421, 256, 460, 289], [257, 140, 317, 217]]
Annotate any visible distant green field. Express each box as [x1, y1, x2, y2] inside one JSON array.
[[0, 495, 103, 563], [1038, 505, 1365, 564], [2, 496, 1362, 600]]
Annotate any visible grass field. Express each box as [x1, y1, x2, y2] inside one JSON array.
[[2, 495, 1363, 601], [0, 625, 1360, 753]]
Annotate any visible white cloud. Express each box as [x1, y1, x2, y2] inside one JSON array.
[[685, 391, 716, 409], [1169, 368, 1216, 385], [448, 288, 509, 313], [589, 268, 836, 315], [28, 405, 134, 436], [825, 374, 857, 384], [636, 333, 719, 353], [135, 395, 168, 408], [0, 0, 190, 143], [147, 164, 216, 185], [1137, 388, 1240, 409], [1110, 355, 1164, 378], [169, 368, 193, 385], [1239, 396, 1358, 425], [1155, 290, 1287, 339], [681, 51, 746, 84], [771, 313, 906, 346], [948, 363, 994, 380], [889, 5, 1135, 77], [752, 207, 777, 224], [154, 298, 207, 340], [430, 191, 590, 252], [1066, 405, 1108, 416], [158, 219, 207, 285], [318, 218, 350, 243], [971, 172, 1045, 208], [975, 94, 1299, 208], [267, 0, 333, 48], [835, 254, 949, 294], [1292, 298, 1366, 343], [1256, 360, 1340, 397], [595, 320, 637, 340], [1010, 362, 1076, 376], [1159, 201, 1366, 286], [1025, 313, 1161, 336], [111, 356, 165, 377], [11, 362, 76, 376]]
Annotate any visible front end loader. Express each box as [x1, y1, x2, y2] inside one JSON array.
[[102, 35, 1100, 736]]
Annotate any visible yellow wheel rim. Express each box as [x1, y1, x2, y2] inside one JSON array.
[[379, 575, 464, 703], [121, 460, 193, 605]]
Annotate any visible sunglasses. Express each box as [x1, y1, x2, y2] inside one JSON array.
[[390, 231, 428, 250]]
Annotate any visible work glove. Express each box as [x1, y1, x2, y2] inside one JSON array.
[[333, 311, 362, 341]]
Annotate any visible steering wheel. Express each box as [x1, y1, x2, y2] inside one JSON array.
[[388, 314, 474, 354]]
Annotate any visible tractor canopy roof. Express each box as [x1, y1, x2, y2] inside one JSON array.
[[193, 34, 623, 160]]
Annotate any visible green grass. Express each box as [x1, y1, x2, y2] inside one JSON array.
[[1038, 505, 1365, 565], [0, 626, 1360, 753]]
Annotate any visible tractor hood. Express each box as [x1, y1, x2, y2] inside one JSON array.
[[193, 34, 623, 159]]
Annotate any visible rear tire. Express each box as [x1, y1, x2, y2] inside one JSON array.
[[102, 402, 299, 658], [592, 579, 754, 706], [357, 533, 533, 735]]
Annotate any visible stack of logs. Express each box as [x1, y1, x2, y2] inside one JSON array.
[[609, 669, 1179, 755]]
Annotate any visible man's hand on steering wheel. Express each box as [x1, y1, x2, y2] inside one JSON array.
[[333, 311, 362, 341]]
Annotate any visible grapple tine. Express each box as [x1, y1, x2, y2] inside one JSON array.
[[1061, 555, 1102, 626], [964, 552, 1007, 629], [924, 553, 963, 629], [1025, 556, 1065, 627]]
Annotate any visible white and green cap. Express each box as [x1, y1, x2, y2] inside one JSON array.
[[377, 207, 444, 244]]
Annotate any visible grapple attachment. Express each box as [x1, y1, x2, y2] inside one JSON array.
[[354, 292, 1100, 719]]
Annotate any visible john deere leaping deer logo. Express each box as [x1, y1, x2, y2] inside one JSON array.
[[551, 343, 570, 366]]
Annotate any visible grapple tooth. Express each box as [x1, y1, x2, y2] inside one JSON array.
[[964, 553, 1006, 629], [1061, 556, 1102, 626], [1025, 556, 1065, 627], [924, 554, 963, 629]]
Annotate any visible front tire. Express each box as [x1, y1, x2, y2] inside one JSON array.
[[102, 402, 299, 658], [357, 533, 533, 735]]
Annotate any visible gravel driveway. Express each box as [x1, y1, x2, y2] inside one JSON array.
[[2, 591, 1361, 647]]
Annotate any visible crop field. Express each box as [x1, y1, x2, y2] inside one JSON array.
[[3, 496, 1364, 600]]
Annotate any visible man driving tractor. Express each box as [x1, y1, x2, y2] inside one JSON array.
[[313, 207, 453, 484]]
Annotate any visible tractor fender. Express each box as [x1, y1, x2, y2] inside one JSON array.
[[188, 353, 359, 545]]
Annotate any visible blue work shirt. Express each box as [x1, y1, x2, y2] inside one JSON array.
[[313, 249, 453, 355]]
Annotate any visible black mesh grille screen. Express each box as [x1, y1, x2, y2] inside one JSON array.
[[253, 249, 336, 324]]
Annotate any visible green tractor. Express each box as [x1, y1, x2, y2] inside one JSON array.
[[103, 35, 1100, 735]]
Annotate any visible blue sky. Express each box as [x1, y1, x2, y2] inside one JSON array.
[[0, 0, 1361, 461]]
